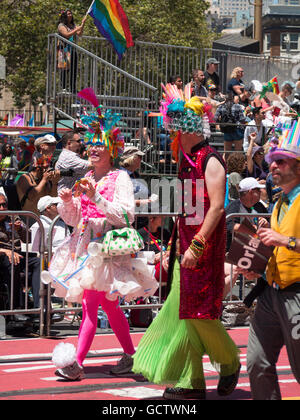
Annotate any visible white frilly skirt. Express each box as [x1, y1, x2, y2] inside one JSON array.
[[41, 234, 159, 304]]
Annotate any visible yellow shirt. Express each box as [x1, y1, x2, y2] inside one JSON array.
[[266, 194, 300, 289]]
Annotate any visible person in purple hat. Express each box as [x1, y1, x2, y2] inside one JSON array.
[[247, 130, 300, 399], [245, 132, 269, 180]]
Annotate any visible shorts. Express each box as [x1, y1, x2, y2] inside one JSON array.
[[223, 129, 243, 142]]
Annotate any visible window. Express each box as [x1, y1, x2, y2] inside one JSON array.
[[264, 33, 271, 51], [281, 33, 299, 51]]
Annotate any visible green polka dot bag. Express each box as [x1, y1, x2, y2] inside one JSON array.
[[95, 209, 144, 257]]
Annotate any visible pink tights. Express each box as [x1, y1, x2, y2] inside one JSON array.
[[76, 289, 135, 366]]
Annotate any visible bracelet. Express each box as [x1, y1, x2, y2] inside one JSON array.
[[191, 238, 205, 251], [189, 243, 204, 259], [188, 246, 200, 259], [194, 233, 206, 247]]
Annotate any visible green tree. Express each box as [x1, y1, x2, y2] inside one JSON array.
[[122, 0, 214, 48], [0, 0, 215, 106], [0, 0, 90, 107]]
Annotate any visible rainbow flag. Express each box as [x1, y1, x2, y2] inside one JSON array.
[[88, 0, 134, 60], [269, 76, 279, 94], [260, 76, 280, 98]]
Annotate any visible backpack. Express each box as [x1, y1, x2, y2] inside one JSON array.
[[218, 103, 237, 133]]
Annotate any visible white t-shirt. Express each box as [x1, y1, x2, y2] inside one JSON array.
[[30, 215, 68, 253], [243, 119, 273, 152]]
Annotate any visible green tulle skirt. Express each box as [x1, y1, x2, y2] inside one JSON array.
[[132, 260, 240, 389]]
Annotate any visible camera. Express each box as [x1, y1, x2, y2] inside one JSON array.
[[290, 93, 300, 114], [47, 168, 74, 177], [58, 168, 74, 177]]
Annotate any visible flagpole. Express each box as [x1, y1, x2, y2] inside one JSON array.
[[85, 0, 95, 18]]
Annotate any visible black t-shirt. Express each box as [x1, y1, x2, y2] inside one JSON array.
[[227, 78, 244, 94], [138, 227, 171, 253], [204, 71, 220, 90]]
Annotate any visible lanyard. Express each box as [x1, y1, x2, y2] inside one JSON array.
[[178, 131, 197, 168], [143, 227, 162, 252]]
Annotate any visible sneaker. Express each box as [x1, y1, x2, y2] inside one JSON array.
[[163, 387, 206, 400], [55, 361, 84, 381], [64, 311, 75, 322], [217, 363, 241, 396], [110, 353, 133, 375]]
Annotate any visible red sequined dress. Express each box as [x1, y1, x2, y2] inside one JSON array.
[[178, 141, 226, 320]]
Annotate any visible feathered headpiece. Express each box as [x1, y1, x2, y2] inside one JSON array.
[[265, 118, 300, 164], [160, 83, 211, 162], [77, 88, 124, 160]]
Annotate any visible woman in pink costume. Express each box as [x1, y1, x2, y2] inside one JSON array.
[[46, 89, 157, 380]]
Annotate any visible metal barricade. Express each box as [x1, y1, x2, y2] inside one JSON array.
[[45, 210, 273, 333], [0, 211, 47, 337], [46, 212, 177, 335]]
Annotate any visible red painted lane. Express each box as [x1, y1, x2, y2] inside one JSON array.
[[0, 328, 299, 400], [0, 332, 144, 357]]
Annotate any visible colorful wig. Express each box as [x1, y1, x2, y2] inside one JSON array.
[[160, 83, 211, 162], [77, 88, 124, 160]]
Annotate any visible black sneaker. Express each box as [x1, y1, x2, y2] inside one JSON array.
[[163, 387, 206, 400], [217, 363, 241, 396]]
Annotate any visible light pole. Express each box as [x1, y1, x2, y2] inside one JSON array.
[[249, 0, 263, 53]]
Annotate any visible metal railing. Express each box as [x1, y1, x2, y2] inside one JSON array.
[[0, 211, 47, 337], [42, 211, 273, 335], [79, 36, 297, 94], [137, 118, 275, 176], [0, 209, 273, 337], [46, 34, 158, 145]]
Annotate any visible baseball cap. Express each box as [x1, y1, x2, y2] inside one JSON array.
[[238, 177, 265, 193], [121, 146, 145, 160], [34, 134, 57, 148], [37, 195, 61, 213], [206, 58, 220, 65]]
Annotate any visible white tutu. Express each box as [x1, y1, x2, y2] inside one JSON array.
[[42, 233, 158, 303]]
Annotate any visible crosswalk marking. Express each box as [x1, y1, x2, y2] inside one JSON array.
[[101, 386, 164, 399]]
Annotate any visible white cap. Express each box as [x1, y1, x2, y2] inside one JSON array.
[[37, 195, 61, 213], [34, 134, 57, 148], [238, 177, 265, 193]]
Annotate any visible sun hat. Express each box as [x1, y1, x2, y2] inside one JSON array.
[[34, 135, 57, 149], [120, 146, 145, 160], [265, 118, 300, 164]]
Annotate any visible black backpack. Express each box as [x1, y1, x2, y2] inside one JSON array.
[[218, 103, 237, 134]]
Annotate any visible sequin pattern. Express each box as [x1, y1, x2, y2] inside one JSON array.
[[178, 143, 226, 320]]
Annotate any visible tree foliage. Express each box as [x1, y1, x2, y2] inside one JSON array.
[[0, 0, 214, 107]]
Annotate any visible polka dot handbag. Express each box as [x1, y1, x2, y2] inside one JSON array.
[[88, 209, 144, 257]]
